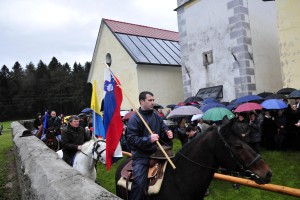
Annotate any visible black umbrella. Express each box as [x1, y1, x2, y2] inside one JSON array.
[[277, 88, 296, 95], [153, 103, 163, 109], [257, 92, 273, 98], [288, 90, 300, 99], [184, 96, 203, 103], [265, 93, 287, 100]]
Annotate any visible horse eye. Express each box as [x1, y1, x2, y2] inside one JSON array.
[[235, 144, 243, 149]]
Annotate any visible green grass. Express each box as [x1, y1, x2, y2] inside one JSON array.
[[0, 121, 14, 197], [97, 138, 300, 199], [0, 121, 299, 199]]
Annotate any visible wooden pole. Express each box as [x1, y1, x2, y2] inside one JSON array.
[[121, 151, 300, 197], [105, 63, 176, 169], [214, 173, 300, 198]]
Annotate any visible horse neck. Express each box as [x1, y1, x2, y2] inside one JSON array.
[[80, 140, 94, 156], [159, 131, 219, 199]]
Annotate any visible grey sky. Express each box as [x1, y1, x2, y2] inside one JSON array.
[[0, 0, 178, 69]]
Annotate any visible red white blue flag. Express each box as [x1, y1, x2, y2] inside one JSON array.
[[103, 68, 123, 170]]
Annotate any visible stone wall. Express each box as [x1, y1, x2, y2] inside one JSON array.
[[11, 121, 120, 200]]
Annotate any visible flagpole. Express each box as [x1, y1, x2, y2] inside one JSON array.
[[104, 63, 176, 169]]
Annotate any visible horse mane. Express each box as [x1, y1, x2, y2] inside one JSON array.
[[80, 135, 98, 152]]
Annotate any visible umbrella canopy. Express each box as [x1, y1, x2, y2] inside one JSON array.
[[166, 106, 202, 119], [81, 108, 93, 114], [234, 95, 263, 104], [184, 96, 203, 103], [166, 104, 177, 110], [288, 90, 300, 99], [234, 102, 262, 113], [265, 93, 287, 100], [257, 92, 273, 98], [277, 87, 296, 95], [202, 107, 234, 121], [261, 99, 288, 110], [191, 114, 204, 121], [120, 110, 129, 117], [123, 111, 135, 121], [203, 98, 219, 104], [153, 103, 164, 109], [200, 103, 225, 112]]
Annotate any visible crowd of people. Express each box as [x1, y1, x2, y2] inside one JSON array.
[[33, 110, 93, 166]]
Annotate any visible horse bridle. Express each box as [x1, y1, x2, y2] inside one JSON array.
[[216, 127, 262, 178], [176, 127, 262, 180], [80, 140, 106, 164], [92, 139, 106, 164]]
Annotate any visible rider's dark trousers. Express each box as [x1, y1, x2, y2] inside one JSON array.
[[130, 161, 148, 200]]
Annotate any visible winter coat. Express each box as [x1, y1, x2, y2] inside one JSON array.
[[249, 118, 261, 143], [61, 125, 90, 166], [126, 108, 172, 164]]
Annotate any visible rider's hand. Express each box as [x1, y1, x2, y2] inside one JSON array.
[[150, 134, 159, 143], [77, 145, 82, 150]]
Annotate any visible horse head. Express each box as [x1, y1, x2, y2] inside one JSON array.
[[217, 116, 272, 184], [84, 135, 106, 164]]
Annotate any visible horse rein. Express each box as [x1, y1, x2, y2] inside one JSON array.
[[174, 127, 262, 179], [216, 127, 262, 178], [79, 140, 106, 164]]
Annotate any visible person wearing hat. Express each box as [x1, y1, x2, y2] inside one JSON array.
[[61, 115, 91, 166], [126, 91, 173, 200]]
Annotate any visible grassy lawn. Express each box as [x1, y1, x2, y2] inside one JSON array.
[[0, 121, 14, 199], [97, 138, 300, 200], [0, 121, 299, 199]]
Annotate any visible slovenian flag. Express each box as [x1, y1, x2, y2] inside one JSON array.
[[103, 68, 123, 170], [90, 80, 105, 138]]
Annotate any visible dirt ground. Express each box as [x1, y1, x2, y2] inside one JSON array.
[[3, 149, 21, 200]]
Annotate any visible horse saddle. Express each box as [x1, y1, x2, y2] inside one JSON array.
[[118, 159, 167, 195]]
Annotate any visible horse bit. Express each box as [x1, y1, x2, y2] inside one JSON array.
[[80, 140, 106, 164]]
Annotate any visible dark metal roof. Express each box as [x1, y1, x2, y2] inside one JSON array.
[[103, 19, 181, 66]]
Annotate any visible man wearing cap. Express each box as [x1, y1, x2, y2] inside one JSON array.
[[61, 115, 91, 166], [126, 91, 173, 200]]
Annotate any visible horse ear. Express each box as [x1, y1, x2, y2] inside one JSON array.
[[221, 115, 230, 125]]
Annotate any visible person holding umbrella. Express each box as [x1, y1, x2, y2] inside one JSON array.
[[248, 111, 261, 153]]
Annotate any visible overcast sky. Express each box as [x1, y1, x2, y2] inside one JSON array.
[[0, 0, 178, 69]]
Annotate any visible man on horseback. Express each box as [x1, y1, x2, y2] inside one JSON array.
[[126, 91, 173, 200], [61, 115, 91, 166], [43, 110, 62, 141]]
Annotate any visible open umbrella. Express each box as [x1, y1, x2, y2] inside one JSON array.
[[166, 106, 202, 119], [191, 114, 204, 121], [277, 87, 296, 95], [203, 98, 219, 104], [288, 90, 300, 99], [202, 107, 234, 121], [81, 108, 93, 114], [234, 102, 262, 113], [265, 93, 287, 100], [257, 92, 273, 98], [234, 95, 263, 104], [200, 103, 225, 112], [123, 111, 135, 121], [153, 103, 164, 109], [184, 96, 203, 103], [261, 99, 288, 110]]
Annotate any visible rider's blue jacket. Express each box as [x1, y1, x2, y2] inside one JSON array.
[[126, 108, 172, 164]]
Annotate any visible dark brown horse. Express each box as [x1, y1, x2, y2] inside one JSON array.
[[115, 117, 272, 200], [43, 127, 61, 151]]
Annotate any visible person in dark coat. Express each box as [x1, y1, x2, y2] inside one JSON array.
[[176, 117, 188, 146], [33, 113, 42, 129], [47, 110, 62, 133], [61, 115, 91, 166], [126, 91, 173, 200], [261, 110, 277, 150], [274, 110, 287, 150], [248, 112, 261, 153]]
